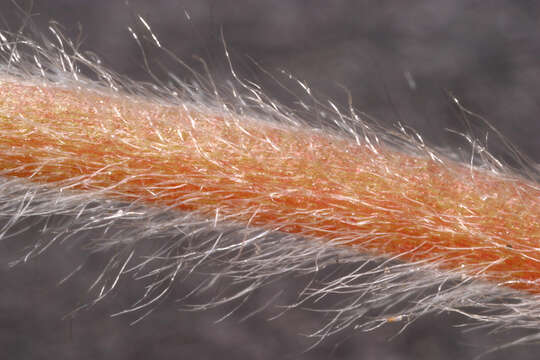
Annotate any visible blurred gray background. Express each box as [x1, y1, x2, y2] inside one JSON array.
[[1, 1, 540, 359]]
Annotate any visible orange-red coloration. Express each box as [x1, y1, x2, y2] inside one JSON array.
[[0, 81, 539, 292]]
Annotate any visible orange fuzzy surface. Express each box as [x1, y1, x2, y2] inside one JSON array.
[[0, 80, 539, 292]]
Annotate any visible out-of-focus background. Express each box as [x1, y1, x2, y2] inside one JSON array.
[[0, 1, 539, 359]]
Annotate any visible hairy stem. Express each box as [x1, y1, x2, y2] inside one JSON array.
[[1, 79, 538, 293]]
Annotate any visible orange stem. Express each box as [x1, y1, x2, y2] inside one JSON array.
[[1, 80, 539, 292]]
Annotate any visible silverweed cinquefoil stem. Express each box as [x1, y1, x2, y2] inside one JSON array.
[[1, 80, 539, 293]]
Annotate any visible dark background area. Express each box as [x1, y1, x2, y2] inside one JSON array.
[[0, 1, 539, 359]]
